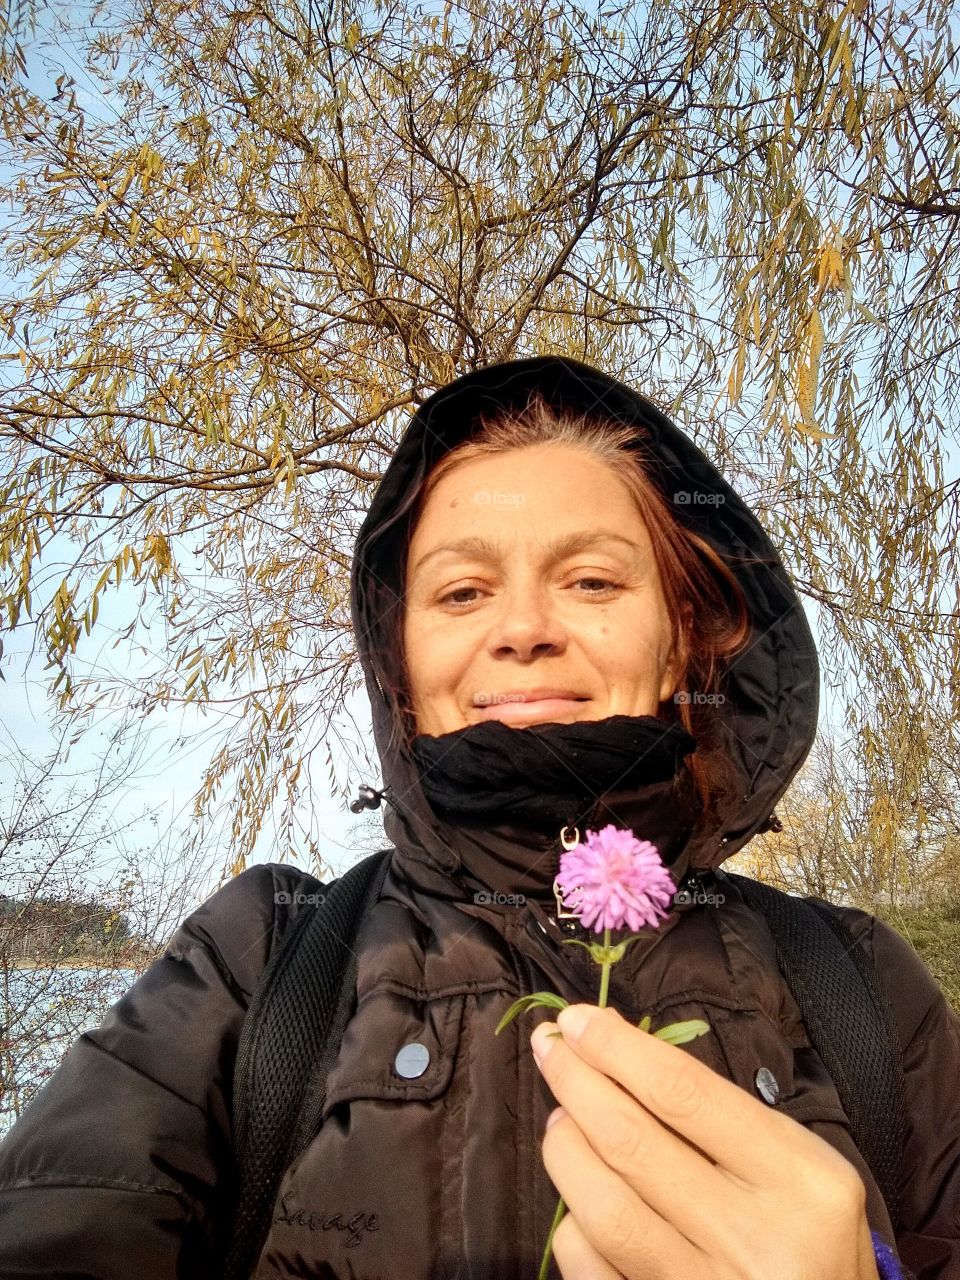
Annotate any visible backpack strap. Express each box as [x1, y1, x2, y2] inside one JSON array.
[[721, 871, 906, 1233], [223, 848, 393, 1280]]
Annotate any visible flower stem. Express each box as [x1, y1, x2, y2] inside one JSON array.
[[538, 1194, 566, 1280], [539, 929, 613, 1277], [597, 927, 612, 1008]]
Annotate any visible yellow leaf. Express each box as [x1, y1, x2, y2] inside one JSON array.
[[793, 419, 840, 441], [727, 339, 747, 407], [808, 308, 825, 374], [795, 359, 815, 424], [145, 532, 172, 573], [817, 244, 846, 293]]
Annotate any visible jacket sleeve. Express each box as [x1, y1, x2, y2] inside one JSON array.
[[841, 907, 960, 1280], [0, 862, 318, 1279]]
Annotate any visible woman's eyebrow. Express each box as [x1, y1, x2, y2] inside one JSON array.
[[411, 531, 642, 577]]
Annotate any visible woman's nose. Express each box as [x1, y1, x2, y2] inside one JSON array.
[[486, 588, 567, 661]]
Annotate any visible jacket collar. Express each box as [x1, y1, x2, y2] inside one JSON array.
[[377, 759, 701, 915]]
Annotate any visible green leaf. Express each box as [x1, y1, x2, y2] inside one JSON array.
[[494, 991, 570, 1035], [652, 1019, 711, 1046], [560, 933, 647, 964]]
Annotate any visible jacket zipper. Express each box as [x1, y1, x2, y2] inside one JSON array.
[[547, 805, 606, 936], [512, 808, 607, 976], [510, 820, 586, 977]]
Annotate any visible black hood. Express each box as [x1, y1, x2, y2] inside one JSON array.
[[349, 354, 819, 880]]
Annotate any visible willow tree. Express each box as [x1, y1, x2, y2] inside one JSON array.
[[0, 0, 957, 875], [732, 712, 960, 910], [733, 717, 960, 1008]]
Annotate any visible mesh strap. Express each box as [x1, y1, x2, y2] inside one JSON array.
[[223, 849, 393, 1280], [723, 872, 905, 1231]]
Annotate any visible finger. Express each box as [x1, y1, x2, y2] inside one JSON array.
[[553, 1005, 830, 1186], [533, 1028, 752, 1266], [542, 1109, 708, 1280], [551, 1208, 626, 1280]]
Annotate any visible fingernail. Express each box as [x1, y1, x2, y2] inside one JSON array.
[[556, 1004, 595, 1042], [545, 1106, 566, 1130], [530, 1023, 558, 1068]]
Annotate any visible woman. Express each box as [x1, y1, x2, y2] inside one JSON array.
[[0, 354, 957, 1279]]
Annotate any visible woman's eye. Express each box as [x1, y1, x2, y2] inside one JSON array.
[[435, 578, 620, 606], [438, 586, 482, 606]]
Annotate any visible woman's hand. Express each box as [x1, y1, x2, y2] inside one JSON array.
[[529, 1004, 881, 1280]]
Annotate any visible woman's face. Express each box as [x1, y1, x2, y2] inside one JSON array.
[[403, 443, 680, 736]]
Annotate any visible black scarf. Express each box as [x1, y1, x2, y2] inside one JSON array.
[[410, 715, 700, 903]]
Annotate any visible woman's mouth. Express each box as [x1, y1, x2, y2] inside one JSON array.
[[472, 692, 590, 725]]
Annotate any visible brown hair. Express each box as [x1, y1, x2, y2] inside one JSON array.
[[387, 391, 753, 830]]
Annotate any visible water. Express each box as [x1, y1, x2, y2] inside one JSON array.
[[0, 966, 138, 1138]]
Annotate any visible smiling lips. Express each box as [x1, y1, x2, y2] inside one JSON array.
[[472, 689, 589, 724]]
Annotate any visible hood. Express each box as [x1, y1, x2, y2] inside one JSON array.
[[349, 354, 819, 882]]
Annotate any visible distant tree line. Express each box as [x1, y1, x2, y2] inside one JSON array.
[[730, 728, 960, 1014], [0, 894, 156, 966]]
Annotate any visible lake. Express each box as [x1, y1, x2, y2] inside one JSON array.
[[0, 966, 139, 1138]]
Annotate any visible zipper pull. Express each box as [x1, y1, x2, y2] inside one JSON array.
[[552, 824, 582, 920]]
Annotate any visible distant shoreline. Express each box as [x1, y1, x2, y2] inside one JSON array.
[[5, 956, 156, 972]]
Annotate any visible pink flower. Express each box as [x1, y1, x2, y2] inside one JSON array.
[[554, 824, 676, 933]]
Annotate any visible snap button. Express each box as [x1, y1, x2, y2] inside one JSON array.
[[755, 1066, 780, 1104], [394, 1042, 431, 1079]]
